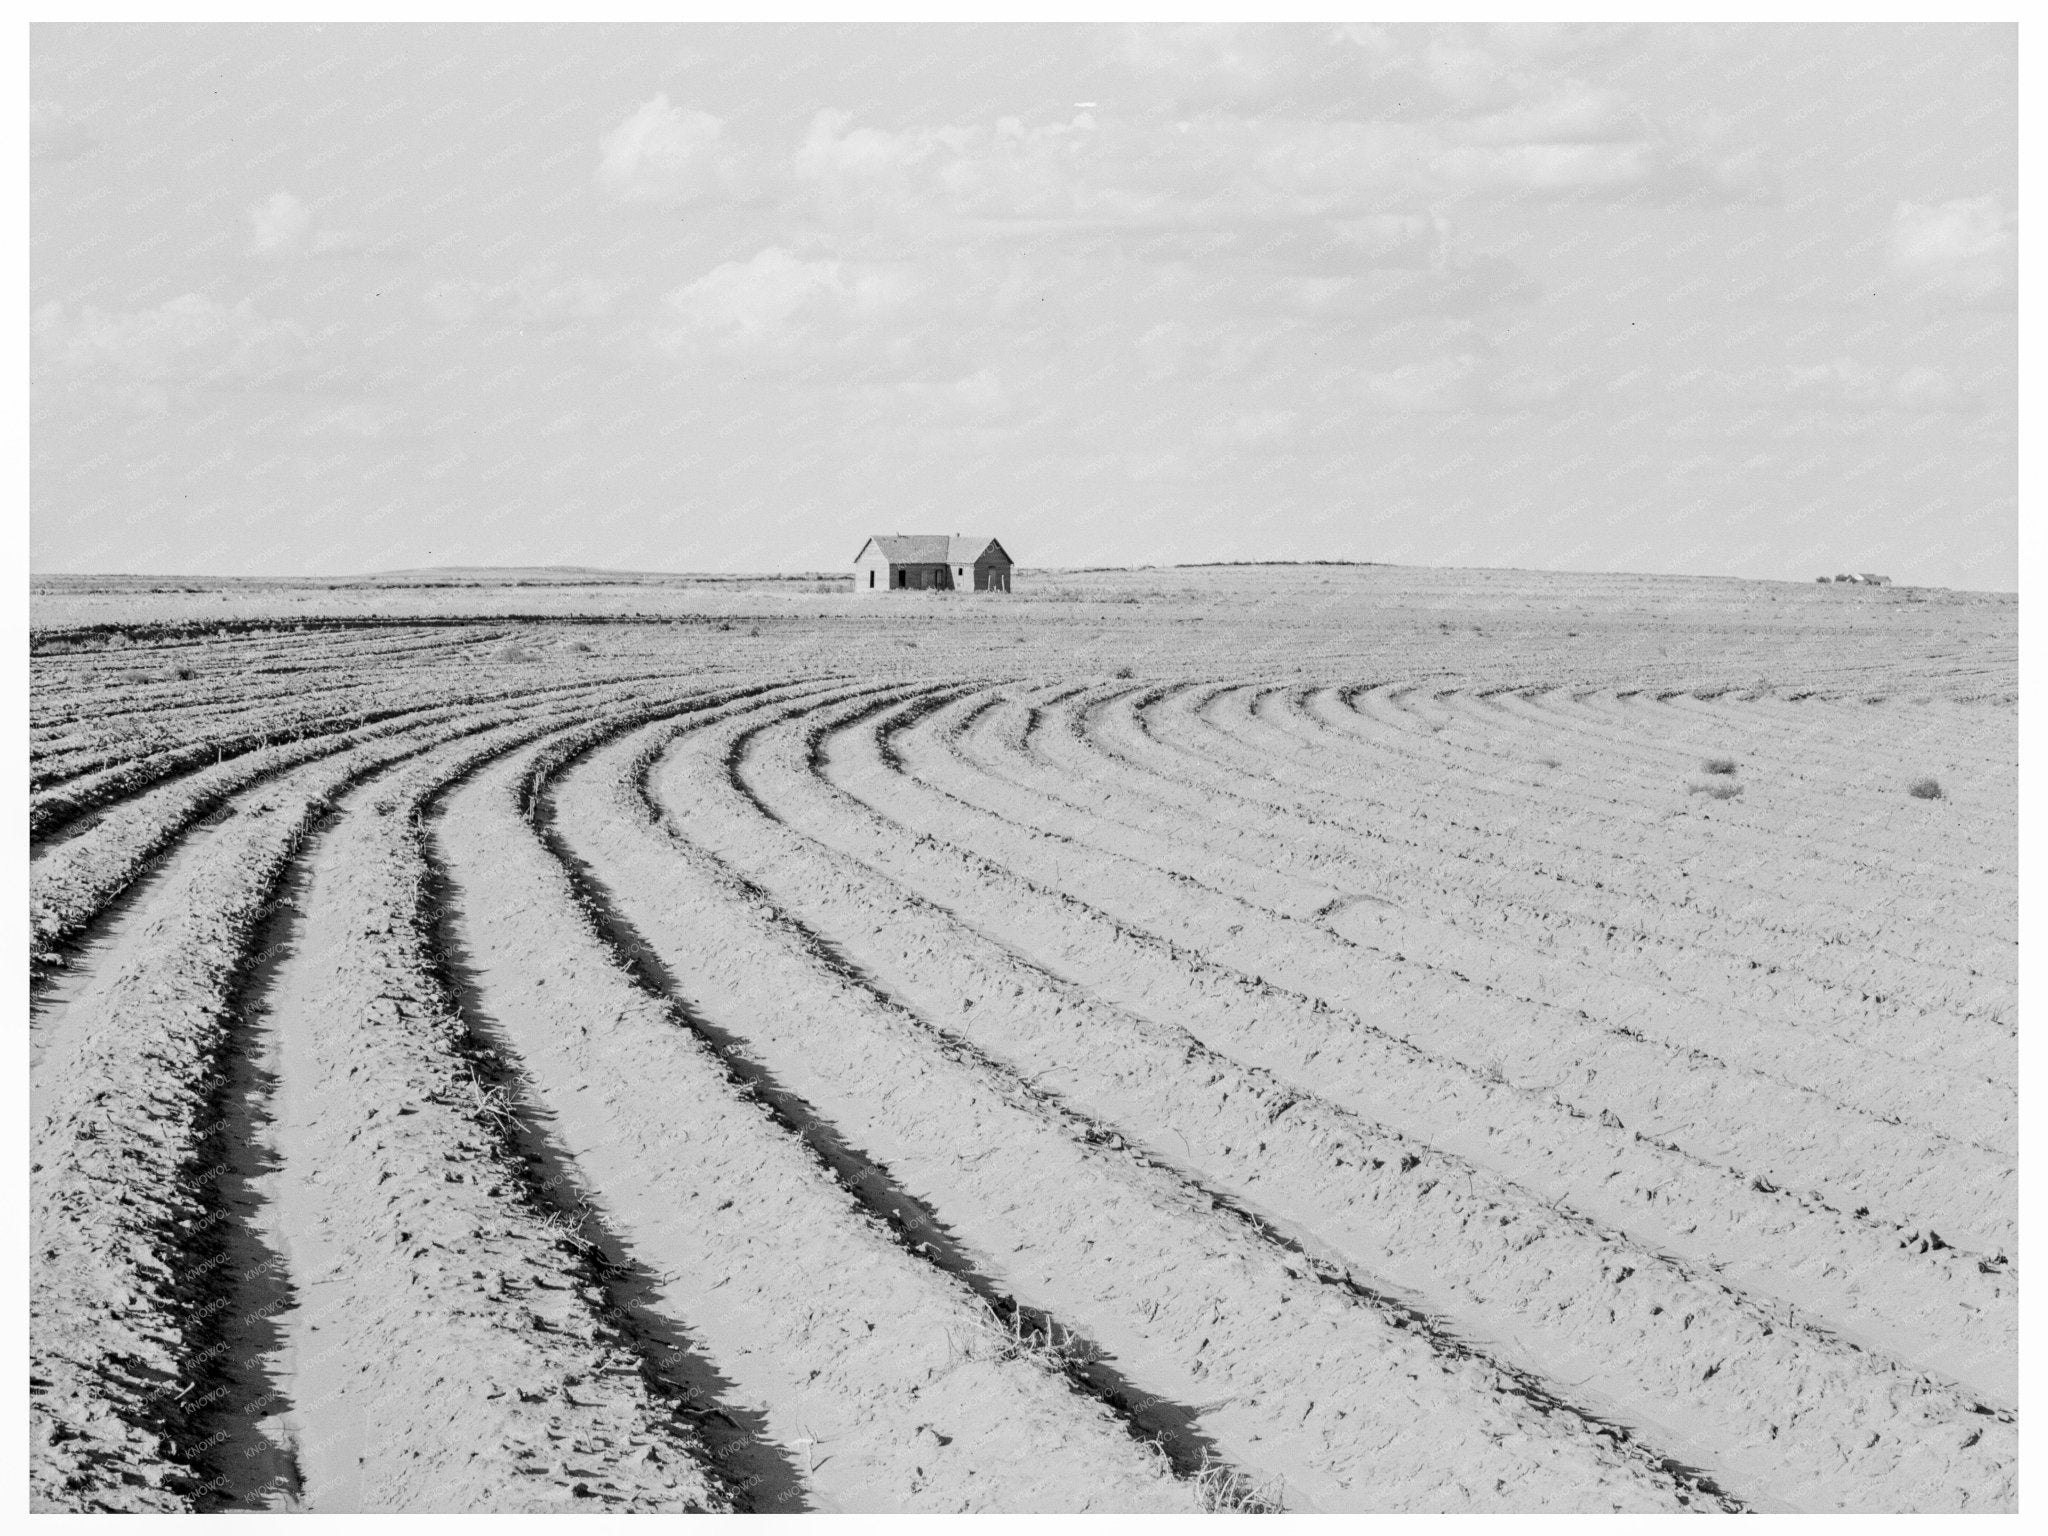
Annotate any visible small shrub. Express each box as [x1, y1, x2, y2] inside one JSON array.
[[1113, 666, 1135, 679], [1700, 756, 1738, 775], [498, 644, 540, 664], [1194, 1453, 1284, 1513], [1690, 780, 1743, 800], [1907, 777, 1944, 800]]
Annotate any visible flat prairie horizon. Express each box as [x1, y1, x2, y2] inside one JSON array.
[[28, 559, 2015, 593], [28, 564, 2017, 706]]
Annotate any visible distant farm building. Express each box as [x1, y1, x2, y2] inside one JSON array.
[[1818, 573, 1893, 586], [854, 534, 1013, 594]]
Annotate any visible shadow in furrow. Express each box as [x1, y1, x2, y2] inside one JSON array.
[[186, 856, 313, 1510], [416, 813, 809, 1515], [532, 761, 1226, 1481], [791, 691, 1753, 1511], [30, 823, 225, 1062]]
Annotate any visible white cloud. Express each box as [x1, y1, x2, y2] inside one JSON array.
[[1098, 24, 1776, 204], [33, 294, 315, 414], [658, 246, 918, 354], [1890, 366, 1970, 411], [425, 267, 614, 325], [296, 400, 416, 439], [1231, 408, 1297, 442], [1354, 354, 1482, 412], [246, 192, 373, 259], [1126, 450, 1196, 482], [31, 102, 98, 163], [1888, 197, 2015, 307], [1486, 365, 1575, 409], [1115, 25, 1298, 108], [788, 104, 1769, 232], [856, 369, 1010, 422], [597, 95, 757, 205], [1686, 360, 1979, 412]]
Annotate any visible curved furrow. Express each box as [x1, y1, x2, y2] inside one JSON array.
[[27, 670, 716, 977], [31, 587, 2015, 1516], [767, 688, 2017, 1396], [1300, 682, 2014, 948], [817, 691, 2019, 1314], [1252, 678, 2008, 935], [29, 659, 711, 843], [32, 701, 537, 970], [1201, 686, 2016, 1062], [1052, 686, 2012, 1137], [1172, 685, 2014, 1044], [1493, 686, 2013, 877], [32, 701, 734, 1510], [189, 712, 750, 1511], [870, 687, 2015, 1255], [1662, 689, 2014, 803], [663, 683, 2016, 1510], [550, 694, 1725, 1515], [433, 692, 1196, 1513], [1311, 685, 2016, 972], [26, 628, 516, 770], [962, 684, 2013, 1167], [1315, 688, 2016, 1048]]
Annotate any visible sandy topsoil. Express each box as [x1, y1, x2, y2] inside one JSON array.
[[29, 565, 2015, 1511]]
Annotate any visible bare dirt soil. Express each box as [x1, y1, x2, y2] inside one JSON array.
[[28, 565, 2015, 1512]]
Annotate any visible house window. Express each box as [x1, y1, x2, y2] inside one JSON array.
[[956, 566, 963, 574], [868, 570, 874, 587]]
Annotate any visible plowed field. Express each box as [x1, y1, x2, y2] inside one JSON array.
[[29, 567, 2017, 1512]]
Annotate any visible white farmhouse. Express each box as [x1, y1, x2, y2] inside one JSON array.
[[853, 534, 1013, 594]]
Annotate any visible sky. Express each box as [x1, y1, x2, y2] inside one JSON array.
[[30, 23, 2017, 587]]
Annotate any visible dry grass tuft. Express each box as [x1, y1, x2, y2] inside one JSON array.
[[970, 1300, 1096, 1371], [537, 1202, 600, 1256], [1700, 756, 1738, 775], [498, 643, 540, 663], [1193, 1452, 1284, 1513], [1907, 776, 1944, 800], [1690, 780, 1743, 801], [459, 1066, 525, 1135]]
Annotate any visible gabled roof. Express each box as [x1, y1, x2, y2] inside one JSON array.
[[858, 534, 1008, 565]]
